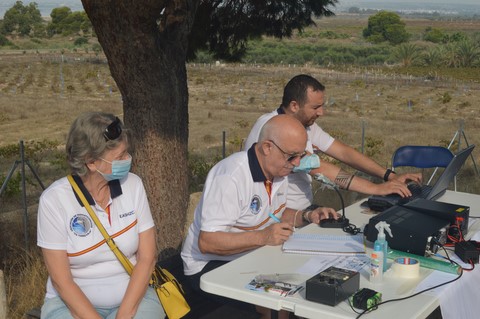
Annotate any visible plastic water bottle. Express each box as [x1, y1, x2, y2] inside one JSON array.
[[370, 242, 383, 283]]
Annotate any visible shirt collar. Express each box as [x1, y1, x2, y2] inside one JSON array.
[[71, 174, 123, 207], [247, 144, 268, 183]]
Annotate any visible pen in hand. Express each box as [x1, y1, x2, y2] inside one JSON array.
[[269, 213, 281, 223], [269, 212, 294, 232]]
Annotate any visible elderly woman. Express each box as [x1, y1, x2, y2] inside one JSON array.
[[37, 112, 164, 319]]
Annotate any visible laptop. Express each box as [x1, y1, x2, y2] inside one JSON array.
[[367, 144, 475, 211]]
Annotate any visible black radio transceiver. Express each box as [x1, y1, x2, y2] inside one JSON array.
[[306, 266, 359, 306]]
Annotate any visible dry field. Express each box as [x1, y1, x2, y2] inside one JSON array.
[[0, 50, 479, 221], [1, 52, 480, 193]]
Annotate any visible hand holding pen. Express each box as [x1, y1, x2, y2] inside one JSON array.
[[264, 213, 293, 245]]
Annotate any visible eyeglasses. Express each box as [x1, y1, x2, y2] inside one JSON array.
[[103, 117, 122, 141], [268, 140, 306, 162]]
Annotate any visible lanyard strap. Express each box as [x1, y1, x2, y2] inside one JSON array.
[[67, 174, 134, 275]]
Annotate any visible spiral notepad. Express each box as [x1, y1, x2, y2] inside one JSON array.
[[282, 233, 366, 255]]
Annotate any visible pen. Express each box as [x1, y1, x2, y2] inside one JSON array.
[[269, 213, 281, 223]]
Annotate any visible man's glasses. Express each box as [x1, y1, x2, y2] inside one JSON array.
[[269, 140, 306, 162], [103, 117, 122, 141]]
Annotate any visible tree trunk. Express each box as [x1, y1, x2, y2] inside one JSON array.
[[81, 0, 198, 259]]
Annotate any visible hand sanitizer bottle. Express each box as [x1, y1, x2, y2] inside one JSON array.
[[375, 221, 393, 272], [370, 242, 383, 283]]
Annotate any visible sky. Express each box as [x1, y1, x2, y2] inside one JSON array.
[[1, 0, 479, 17]]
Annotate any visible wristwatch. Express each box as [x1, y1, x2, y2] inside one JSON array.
[[383, 168, 396, 182]]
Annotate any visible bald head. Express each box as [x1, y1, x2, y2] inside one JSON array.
[[258, 114, 307, 145], [256, 115, 307, 179]]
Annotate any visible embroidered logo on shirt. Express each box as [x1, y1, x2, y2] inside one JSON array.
[[250, 195, 262, 215], [119, 210, 135, 218], [70, 214, 93, 237]]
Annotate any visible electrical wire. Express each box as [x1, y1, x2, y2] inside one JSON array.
[[313, 173, 362, 235], [354, 242, 464, 318], [355, 265, 463, 318]]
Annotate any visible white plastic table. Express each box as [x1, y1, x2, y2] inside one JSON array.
[[200, 190, 480, 319]]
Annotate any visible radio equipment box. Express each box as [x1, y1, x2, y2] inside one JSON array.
[[306, 266, 359, 306], [404, 198, 470, 238], [364, 205, 450, 256]]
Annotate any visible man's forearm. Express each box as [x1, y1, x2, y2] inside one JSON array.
[[198, 230, 265, 255]]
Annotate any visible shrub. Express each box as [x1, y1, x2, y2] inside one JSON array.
[[0, 143, 20, 158], [0, 172, 22, 197], [365, 137, 384, 158], [194, 50, 215, 63], [440, 92, 452, 104], [0, 34, 12, 46], [74, 37, 88, 46], [188, 153, 220, 192], [423, 27, 445, 43]]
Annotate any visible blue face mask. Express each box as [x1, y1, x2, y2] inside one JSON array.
[[97, 154, 132, 181]]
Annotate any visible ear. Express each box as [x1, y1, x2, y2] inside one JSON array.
[[288, 100, 300, 113], [259, 140, 272, 156], [85, 160, 97, 172]]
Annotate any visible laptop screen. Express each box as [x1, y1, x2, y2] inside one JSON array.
[[427, 144, 475, 200]]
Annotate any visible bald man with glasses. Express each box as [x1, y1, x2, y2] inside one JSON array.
[[181, 115, 337, 319]]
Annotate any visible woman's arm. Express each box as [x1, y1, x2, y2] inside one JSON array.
[[42, 248, 102, 319], [116, 227, 157, 319]]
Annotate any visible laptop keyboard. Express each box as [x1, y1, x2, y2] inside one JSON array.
[[407, 183, 431, 200], [367, 183, 433, 211], [408, 183, 423, 197]]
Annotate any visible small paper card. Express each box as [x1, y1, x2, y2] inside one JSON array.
[[246, 278, 304, 297]]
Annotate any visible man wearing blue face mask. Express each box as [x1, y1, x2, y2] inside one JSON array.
[[37, 112, 164, 319]]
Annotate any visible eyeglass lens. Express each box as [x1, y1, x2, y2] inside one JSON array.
[[269, 140, 306, 162]]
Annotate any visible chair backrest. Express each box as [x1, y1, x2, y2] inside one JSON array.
[[392, 145, 454, 169]]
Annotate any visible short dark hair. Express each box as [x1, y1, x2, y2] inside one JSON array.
[[280, 74, 325, 108]]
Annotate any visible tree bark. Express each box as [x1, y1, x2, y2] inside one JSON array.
[[81, 0, 198, 259]]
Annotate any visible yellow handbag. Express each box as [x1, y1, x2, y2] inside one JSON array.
[[150, 266, 191, 319], [68, 175, 191, 319]]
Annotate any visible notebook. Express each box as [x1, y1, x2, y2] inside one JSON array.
[[282, 233, 366, 255], [368, 144, 475, 211]]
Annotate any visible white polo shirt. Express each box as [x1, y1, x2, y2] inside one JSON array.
[[243, 108, 335, 210], [37, 173, 155, 308], [181, 145, 288, 275]]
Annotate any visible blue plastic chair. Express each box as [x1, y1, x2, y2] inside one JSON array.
[[391, 145, 455, 189]]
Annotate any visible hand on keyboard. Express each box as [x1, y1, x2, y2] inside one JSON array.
[[407, 182, 423, 196]]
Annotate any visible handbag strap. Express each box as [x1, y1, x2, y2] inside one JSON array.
[[67, 174, 134, 275]]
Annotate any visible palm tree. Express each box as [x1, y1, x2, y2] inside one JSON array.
[[456, 39, 480, 67], [421, 46, 444, 67], [394, 43, 421, 67], [442, 43, 458, 68]]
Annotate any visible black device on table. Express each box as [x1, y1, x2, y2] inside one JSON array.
[[313, 174, 350, 229], [364, 205, 450, 256]]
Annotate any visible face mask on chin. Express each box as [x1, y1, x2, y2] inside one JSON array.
[[96, 154, 132, 181]]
